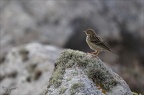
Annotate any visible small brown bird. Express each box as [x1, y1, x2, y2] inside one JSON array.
[[84, 29, 118, 57]]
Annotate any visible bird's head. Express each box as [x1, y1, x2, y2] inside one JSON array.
[[84, 29, 96, 36]]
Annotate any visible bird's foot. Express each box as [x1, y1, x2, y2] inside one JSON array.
[[88, 52, 97, 54], [91, 53, 99, 58], [87, 51, 99, 58]]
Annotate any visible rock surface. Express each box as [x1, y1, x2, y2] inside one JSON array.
[[45, 49, 132, 95], [0, 43, 62, 95]]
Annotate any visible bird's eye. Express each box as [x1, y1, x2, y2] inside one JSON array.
[[87, 31, 90, 34]]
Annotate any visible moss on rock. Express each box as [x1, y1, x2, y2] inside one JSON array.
[[47, 49, 132, 95], [70, 83, 84, 95]]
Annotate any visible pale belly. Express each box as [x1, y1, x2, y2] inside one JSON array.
[[88, 41, 102, 51], [86, 37, 103, 51]]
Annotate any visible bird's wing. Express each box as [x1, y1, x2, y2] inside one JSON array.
[[90, 34, 118, 57], [90, 35, 112, 51], [90, 35, 102, 43], [96, 42, 112, 51]]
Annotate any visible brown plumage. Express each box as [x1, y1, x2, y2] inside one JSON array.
[[84, 29, 118, 57]]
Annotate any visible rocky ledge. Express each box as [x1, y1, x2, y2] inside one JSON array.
[[45, 49, 132, 95]]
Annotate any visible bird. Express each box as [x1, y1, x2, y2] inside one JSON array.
[[84, 29, 118, 57]]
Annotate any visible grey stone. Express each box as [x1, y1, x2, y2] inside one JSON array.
[[46, 49, 132, 95], [0, 43, 62, 95]]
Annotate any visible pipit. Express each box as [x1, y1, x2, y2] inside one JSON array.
[[84, 29, 118, 57]]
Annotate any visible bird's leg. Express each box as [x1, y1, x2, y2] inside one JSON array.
[[92, 50, 99, 57], [90, 51, 98, 55], [90, 51, 97, 54], [87, 50, 99, 57]]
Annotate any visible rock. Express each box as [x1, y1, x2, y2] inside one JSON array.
[[45, 49, 132, 95], [0, 43, 62, 95]]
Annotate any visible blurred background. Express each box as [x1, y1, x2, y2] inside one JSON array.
[[0, 0, 144, 94]]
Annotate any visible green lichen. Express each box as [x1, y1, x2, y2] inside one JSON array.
[[59, 87, 67, 94], [85, 67, 117, 91], [48, 49, 118, 91], [70, 83, 84, 95], [71, 83, 84, 89], [19, 48, 29, 61], [48, 67, 65, 88], [66, 78, 71, 82], [71, 71, 79, 76]]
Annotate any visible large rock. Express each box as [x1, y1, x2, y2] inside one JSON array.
[[0, 43, 62, 95], [45, 49, 132, 95]]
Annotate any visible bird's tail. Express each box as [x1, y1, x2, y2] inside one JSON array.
[[108, 49, 119, 58]]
